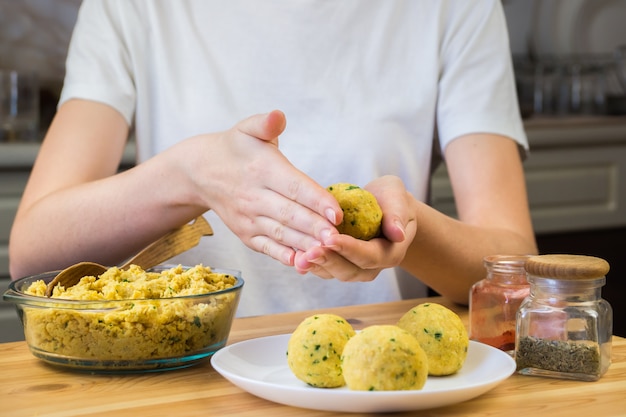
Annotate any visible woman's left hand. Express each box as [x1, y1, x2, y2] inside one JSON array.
[[293, 175, 417, 281]]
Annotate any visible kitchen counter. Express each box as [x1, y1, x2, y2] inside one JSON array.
[[1, 296, 625, 417]]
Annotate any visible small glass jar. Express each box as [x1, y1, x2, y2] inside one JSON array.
[[515, 254, 613, 381], [469, 255, 531, 354]]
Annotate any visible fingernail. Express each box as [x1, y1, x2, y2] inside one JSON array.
[[395, 219, 406, 240], [320, 228, 332, 241], [308, 255, 325, 264], [284, 251, 295, 265], [305, 240, 322, 251], [325, 208, 337, 225]]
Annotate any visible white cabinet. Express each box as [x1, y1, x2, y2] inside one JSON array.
[[0, 173, 29, 276], [0, 148, 32, 342], [431, 117, 626, 234]]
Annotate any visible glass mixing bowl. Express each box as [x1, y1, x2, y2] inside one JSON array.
[[3, 265, 243, 373]]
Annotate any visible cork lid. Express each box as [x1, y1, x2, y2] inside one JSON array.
[[525, 254, 610, 279]]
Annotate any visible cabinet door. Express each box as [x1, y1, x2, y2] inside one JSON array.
[[524, 145, 626, 232], [0, 171, 30, 278], [0, 197, 20, 244], [430, 145, 626, 234], [0, 277, 24, 342]]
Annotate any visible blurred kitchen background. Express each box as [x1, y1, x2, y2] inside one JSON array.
[[1, 0, 626, 341]]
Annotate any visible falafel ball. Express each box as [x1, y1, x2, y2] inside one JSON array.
[[341, 325, 429, 391], [327, 183, 382, 240], [397, 303, 469, 376], [287, 313, 356, 387]]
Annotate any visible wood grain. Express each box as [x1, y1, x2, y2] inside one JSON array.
[[1, 296, 625, 417], [525, 254, 611, 279]]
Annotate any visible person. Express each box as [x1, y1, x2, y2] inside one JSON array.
[[8, 0, 537, 317]]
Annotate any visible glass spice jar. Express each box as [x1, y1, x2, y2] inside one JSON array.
[[515, 254, 613, 381], [469, 255, 531, 354]]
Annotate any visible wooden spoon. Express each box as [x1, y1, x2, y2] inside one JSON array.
[[45, 216, 213, 297]]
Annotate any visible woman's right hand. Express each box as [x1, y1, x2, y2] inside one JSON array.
[[166, 110, 343, 267]]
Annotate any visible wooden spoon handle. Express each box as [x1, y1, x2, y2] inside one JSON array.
[[120, 215, 213, 270]]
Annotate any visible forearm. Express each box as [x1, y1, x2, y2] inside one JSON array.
[[9, 156, 205, 279], [400, 203, 537, 305]]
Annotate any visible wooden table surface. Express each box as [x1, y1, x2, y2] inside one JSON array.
[[1, 296, 625, 417]]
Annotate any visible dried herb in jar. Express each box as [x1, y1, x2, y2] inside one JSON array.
[[516, 336, 601, 375]]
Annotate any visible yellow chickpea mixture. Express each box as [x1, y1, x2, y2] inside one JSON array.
[[23, 264, 238, 362]]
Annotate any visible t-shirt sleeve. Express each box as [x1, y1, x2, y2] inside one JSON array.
[[58, 0, 136, 126], [436, 0, 527, 154]]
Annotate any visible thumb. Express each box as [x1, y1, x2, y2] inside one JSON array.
[[237, 110, 286, 146]]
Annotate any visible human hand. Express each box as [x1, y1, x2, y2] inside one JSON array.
[[177, 110, 342, 266], [293, 175, 417, 281]]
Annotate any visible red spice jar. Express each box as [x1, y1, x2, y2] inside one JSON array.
[[469, 255, 531, 354]]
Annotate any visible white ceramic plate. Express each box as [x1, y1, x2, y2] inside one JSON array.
[[211, 334, 516, 413]]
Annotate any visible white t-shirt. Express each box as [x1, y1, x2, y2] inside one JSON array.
[[60, 0, 527, 316]]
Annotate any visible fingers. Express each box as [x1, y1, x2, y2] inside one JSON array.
[[236, 110, 286, 146], [226, 114, 417, 282], [207, 110, 343, 266], [247, 214, 324, 258], [364, 176, 414, 243], [293, 176, 418, 282], [294, 243, 381, 282], [251, 234, 297, 267], [233, 110, 343, 239], [263, 172, 342, 232]]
